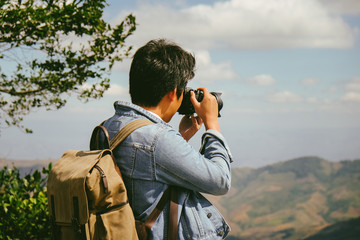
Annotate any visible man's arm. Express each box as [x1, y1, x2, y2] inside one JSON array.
[[154, 87, 231, 195], [154, 126, 231, 195]]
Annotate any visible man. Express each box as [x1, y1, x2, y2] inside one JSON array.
[[103, 39, 232, 239]]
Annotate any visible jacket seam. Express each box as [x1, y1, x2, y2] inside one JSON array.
[[155, 162, 210, 193], [151, 126, 168, 181], [151, 126, 163, 180], [130, 147, 137, 178]]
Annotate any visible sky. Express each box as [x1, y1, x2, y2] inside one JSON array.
[[1, 0, 360, 168]]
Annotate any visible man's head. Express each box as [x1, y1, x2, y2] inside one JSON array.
[[129, 39, 196, 107]]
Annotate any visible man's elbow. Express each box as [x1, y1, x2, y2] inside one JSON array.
[[208, 176, 231, 196], [210, 159, 231, 195]]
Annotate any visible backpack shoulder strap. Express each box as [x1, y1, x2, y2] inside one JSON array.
[[109, 118, 154, 150], [89, 125, 110, 150], [145, 187, 178, 239], [90, 118, 154, 151]]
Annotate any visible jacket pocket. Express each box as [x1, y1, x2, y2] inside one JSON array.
[[191, 206, 205, 236], [181, 192, 229, 239]]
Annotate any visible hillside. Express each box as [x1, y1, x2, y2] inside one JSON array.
[[304, 217, 360, 240], [206, 156, 360, 239]]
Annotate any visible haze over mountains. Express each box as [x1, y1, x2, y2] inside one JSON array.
[[2, 156, 360, 239]]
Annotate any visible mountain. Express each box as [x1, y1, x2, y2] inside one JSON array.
[[205, 156, 360, 239], [0, 158, 52, 177], [0, 158, 53, 168]]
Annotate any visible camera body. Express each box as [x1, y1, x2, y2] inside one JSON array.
[[177, 88, 223, 116]]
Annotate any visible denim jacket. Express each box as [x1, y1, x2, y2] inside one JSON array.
[[103, 101, 233, 240]]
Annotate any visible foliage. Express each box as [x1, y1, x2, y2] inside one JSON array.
[[0, 164, 52, 239], [0, 0, 136, 133]]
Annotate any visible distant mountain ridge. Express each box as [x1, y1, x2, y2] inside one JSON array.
[[0, 158, 53, 168], [0, 158, 53, 177], [206, 156, 360, 239], [2, 156, 360, 239]]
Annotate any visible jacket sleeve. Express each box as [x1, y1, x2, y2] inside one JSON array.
[[153, 127, 232, 195]]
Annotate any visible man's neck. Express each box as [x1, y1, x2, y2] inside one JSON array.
[[141, 105, 168, 122], [138, 89, 178, 123], [145, 108, 162, 120]]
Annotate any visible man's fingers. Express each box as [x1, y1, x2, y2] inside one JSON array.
[[190, 115, 203, 129], [197, 87, 209, 95], [195, 116, 203, 126], [190, 114, 197, 125], [190, 91, 199, 108]]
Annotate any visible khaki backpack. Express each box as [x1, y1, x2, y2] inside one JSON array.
[[47, 119, 178, 240]]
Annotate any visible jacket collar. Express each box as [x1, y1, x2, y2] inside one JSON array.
[[113, 101, 173, 127]]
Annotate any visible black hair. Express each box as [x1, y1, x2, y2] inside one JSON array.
[[129, 39, 195, 107]]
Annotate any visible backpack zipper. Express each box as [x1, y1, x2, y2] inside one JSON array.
[[94, 165, 108, 193]]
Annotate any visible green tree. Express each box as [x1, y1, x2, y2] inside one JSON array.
[[0, 164, 52, 239], [0, 0, 136, 133]]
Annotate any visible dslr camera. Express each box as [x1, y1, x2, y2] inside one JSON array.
[[177, 88, 223, 116]]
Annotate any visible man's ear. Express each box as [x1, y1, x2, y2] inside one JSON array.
[[167, 89, 178, 102]]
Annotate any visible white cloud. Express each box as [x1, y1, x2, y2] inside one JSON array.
[[59, 32, 92, 52], [247, 74, 276, 86], [79, 83, 128, 98], [328, 87, 338, 93], [318, 0, 360, 15], [306, 97, 319, 103], [341, 92, 360, 102], [301, 78, 320, 85], [194, 50, 237, 83], [340, 77, 360, 102], [322, 99, 333, 105], [345, 77, 360, 92], [110, 47, 238, 83], [230, 108, 262, 114], [67, 106, 109, 114], [268, 91, 303, 103], [114, 0, 355, 50], [105, 84, 128, 97], [112, 57, 132, 72]]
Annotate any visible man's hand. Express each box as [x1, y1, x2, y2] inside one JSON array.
[[190, 88, 220, 132], [179, 114, 203, 141]]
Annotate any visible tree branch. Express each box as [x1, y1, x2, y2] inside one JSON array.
[[0, 88, 44, 96]]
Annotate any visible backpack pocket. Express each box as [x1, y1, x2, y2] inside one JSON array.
[[89, 203, 138, 240]]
